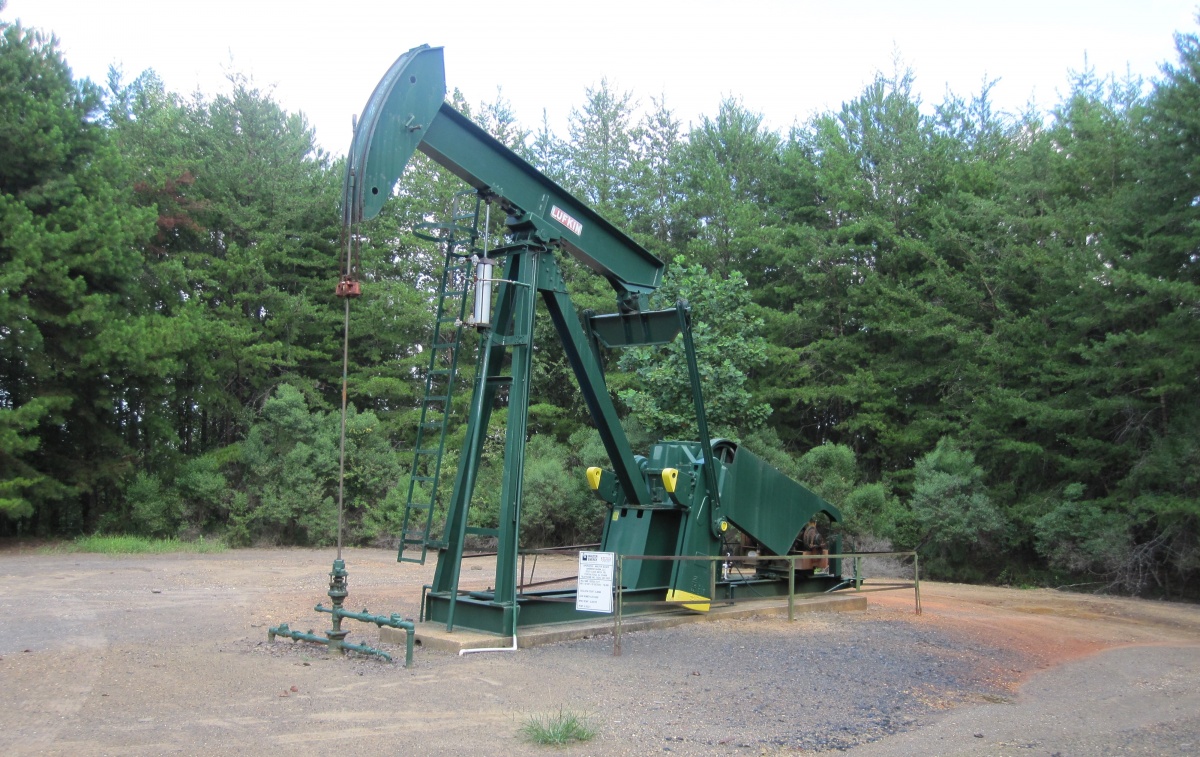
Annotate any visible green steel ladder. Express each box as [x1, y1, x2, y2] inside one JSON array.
[[398, 192, 483, 564]]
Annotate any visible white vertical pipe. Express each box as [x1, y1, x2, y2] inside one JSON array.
[[472, 259, 493, 328], [471, 201, 492, 329]]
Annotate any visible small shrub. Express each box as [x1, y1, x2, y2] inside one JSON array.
[[126, 472, 183, 537], [519, 707, 597, 745]]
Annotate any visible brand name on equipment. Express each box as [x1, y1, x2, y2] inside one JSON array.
[[550, 205, 583, 236]]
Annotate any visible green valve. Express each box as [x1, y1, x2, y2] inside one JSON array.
[[268, 558, 415, 667]]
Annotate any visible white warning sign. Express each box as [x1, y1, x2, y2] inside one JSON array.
[[575, 551, 615, 613]]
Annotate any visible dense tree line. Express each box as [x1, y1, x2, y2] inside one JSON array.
[[2, 7, 1197, 596]]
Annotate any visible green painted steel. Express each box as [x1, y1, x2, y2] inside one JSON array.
[[602, 505, 681, 590], [676, 302, 723, 572], [341, 45, 664, 309], [420, 105, 663, 307], [429, 246, 538, 632], [398, 192, 481, 564], [344, 45, 447, 225], [587, 308, 682, 348], [268, 559, 415, 665], [713, 440, 843, 558], [545, 282, 652, 507]]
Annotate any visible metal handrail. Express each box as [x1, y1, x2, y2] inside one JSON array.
[[612, 550, 921, 656]]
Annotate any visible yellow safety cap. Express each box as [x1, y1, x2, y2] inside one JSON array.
[[719, 520, 729, 532], [661, 468, 679, 493], [586, 466, 602, 490]]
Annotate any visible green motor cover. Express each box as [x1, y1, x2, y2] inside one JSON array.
[[714, 440, 841, 556]]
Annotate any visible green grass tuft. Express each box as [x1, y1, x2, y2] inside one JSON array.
[[45, 535, 227, 555], [519, 707, 597, 746]]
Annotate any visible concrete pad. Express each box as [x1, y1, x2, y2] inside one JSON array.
[[380, 592, 867, 652]]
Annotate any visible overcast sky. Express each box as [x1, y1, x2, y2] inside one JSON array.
[[7, 1, 1199, 157]]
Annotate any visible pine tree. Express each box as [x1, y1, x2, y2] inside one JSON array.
[[0, 16, 157, 528]]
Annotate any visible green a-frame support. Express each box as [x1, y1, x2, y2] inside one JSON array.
[[425, 246, 647, 633]]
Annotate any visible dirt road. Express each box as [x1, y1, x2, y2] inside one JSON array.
[[1, 545, 1197, 755]]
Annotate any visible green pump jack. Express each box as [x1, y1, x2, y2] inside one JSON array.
[[268, 558, 415, 666], [322, 44, 849, 638]]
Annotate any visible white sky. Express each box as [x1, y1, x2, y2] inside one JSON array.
[[7, 0, 1198, 157]]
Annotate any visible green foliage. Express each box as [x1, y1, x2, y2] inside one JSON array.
[[235, 384, 338, 545], [519, 707, 597, 745], [890, 437, 1007, 579], [796, 443, 859, 505], [618, 262, 771, 439], [1034, 484, 1128, 579], [841, 483, 893, 545], [564, 79, 638, 219], [3, 8, 1199, 596], [49, 534, 226, 555], [214, 383, 403, 546], [174, 452, 232, 532], [519, 434, 603, 546], [0, 17, 157, 529], [125, 472, 183, 538], [627, 96, 686, 246], [0, 397, 60, 518], [795, 442, 895, 540], [678, 98, 784, 276]]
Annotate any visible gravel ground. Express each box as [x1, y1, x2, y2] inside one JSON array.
[[519, 617, 1021, 753], [243, 614, 1022, 753], [842, 644, 1200, 757], [245, 611, 1021, 755], [1, 546, 1197, 755]]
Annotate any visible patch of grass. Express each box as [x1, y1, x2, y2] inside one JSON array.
[[44, 535, 227, 555], [519, 707, 597, 746]]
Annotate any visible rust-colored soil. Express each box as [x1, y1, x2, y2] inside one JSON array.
[[872, 581, 1200, 685]]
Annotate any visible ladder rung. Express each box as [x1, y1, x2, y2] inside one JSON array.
[[485, 376, 512, 386], [402, 209, 479, 556], [465, 526, 499, 537]]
